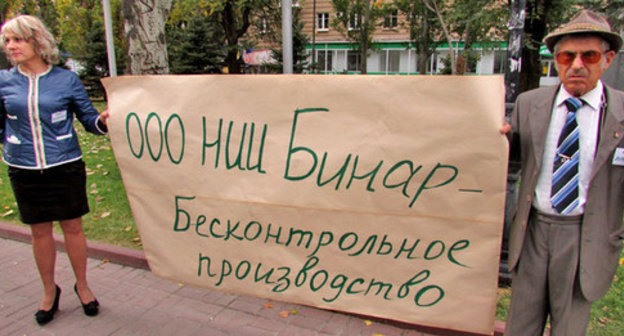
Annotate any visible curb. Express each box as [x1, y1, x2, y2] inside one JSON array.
[[0, 221, 505, 336], [0, 221, 148, 269]]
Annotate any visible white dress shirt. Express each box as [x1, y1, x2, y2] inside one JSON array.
[[533, 81, 603, 215]]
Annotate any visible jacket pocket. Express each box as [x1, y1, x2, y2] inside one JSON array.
[[3, 139, 22, 160], [56, 133, 73, 141]]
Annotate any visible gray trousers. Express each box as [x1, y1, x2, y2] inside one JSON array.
[[504, 209, 592, 336]]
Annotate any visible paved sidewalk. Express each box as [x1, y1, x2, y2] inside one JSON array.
[[0, 223, 505, 336]]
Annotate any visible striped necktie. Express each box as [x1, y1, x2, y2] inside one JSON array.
[[551, 97, 583, 214]]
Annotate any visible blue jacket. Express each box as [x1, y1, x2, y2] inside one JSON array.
[[0, 66, 107, 169]]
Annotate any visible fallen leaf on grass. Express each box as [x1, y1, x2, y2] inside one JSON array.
[[90, 189, 98, 195], [132, 237, 141, 242], [102, 258, 110, 263], [599, 317, 609, 324], [100, 212, 111, 218], [1, 209, 14, 217], [279, 311, 289, 318], [619, 258, 624, 266], [263, 302, 273, 309], [364, 320, 373, 326]]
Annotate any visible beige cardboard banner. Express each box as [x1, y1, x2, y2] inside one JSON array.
[[102, 75, 508, 335]]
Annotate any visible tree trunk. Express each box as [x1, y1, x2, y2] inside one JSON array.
[[122, 0, 172, 75], [519, 0, 552, 92], [416, 7, 431, 74], [359, 0, 370, 74], [425, 0, 455, 74], [221, 0, 251, 74]]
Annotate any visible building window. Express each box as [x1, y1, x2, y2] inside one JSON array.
[[317, 13, 329, 31], [348, 14, 360, 31], [380, 50, 401, 73], [384, 9, 398, 28], [493, 50, 506, 74], [316, 50, 333, 73], [347, 51, 360, 72]]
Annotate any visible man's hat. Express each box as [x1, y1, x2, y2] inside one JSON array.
[[544, 9, 623, 53]]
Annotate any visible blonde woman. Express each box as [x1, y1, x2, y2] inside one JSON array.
[[0, 15, 108, 325]]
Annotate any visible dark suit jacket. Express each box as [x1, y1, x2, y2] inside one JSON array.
[[508, 84, 624, 301]]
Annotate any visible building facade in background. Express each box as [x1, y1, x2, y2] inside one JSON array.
[[245, 0, 622, 90], [296, 0, 508, 75]]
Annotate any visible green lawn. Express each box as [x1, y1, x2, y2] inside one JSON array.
[[0, 102, 621, 334]]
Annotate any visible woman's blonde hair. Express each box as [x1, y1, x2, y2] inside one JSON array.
[[1, 15, 59, 65]]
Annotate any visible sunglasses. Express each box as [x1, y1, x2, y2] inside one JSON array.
[[555, 50, 604, 65]]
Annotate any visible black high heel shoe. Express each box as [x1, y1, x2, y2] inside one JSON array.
[[74, 284, 99, 316], [35, 284, 61, 325]]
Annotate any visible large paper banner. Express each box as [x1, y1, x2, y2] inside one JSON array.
[[102, 75, 508, 335]]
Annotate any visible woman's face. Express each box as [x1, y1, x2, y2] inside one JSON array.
[[3, 32, 38, 65]]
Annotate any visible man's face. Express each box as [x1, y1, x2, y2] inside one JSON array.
[[555, 36, 615, 97]]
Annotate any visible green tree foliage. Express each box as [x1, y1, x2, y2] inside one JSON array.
[[55, 0, 126, 75], [223, 0, 276, 74], [575, 0, 623, 36], [81, 19, 108, 98], [169, 0, 276, 74], [0, 2, 12, 69], [55, 0, 126, 96], [395, 0, 441, 74], [447, 0, 507, 74], [331, 0, 390, 74], [396, 0, 506, 75], [166, 7, 225, 74], [1, 1, 61, 68], [7, 0, 59, 36]]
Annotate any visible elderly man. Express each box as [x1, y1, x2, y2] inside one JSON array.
[[503, 10, 624, 336]]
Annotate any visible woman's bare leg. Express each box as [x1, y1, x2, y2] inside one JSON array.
[[60, 217, 95, 303], [30, 222, 57, 310]]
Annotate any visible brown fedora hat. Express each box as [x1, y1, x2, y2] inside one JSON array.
[[544, 9, 623, 53]]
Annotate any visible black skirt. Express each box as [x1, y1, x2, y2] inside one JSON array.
[[8, 160, 90, 224]]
